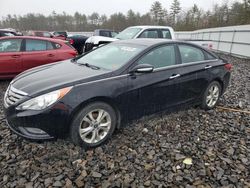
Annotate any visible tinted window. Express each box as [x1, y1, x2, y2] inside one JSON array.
[[139, 30, 159, 38], [77, 44, 146, 70], [179, 45, 205, 63], [137, 45, 176, 68], [0, 39, 22, 52], [100, 31, 110, 37], [162, 29, 172, 39], [26, 39, 47, 51]]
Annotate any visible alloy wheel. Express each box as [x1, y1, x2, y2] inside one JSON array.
[[79, 109, 111, 144], [206, 84, 220, 108]]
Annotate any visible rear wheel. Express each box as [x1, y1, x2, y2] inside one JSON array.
[[70, 102, 117, 148], [201, 81, 221, 110]]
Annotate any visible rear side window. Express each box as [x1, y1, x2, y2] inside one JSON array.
[[179, 45, 205, 63], [54, 43, 62, 49], [47, 42, 54, 50], [139, 30, 159, 38], [137, 45, 176, 68], [25, 39, 55, 51], [0, 39, 22, 52]]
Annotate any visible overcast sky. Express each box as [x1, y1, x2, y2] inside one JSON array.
[[0, 0, 234, 18]]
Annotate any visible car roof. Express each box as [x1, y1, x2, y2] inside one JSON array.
[[0, 36, 65, 43], [127, 25, 173, 30]]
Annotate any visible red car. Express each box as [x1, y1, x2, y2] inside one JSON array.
[[0, 36, 77, 79]]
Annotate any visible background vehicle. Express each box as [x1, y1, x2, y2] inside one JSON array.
[[84, 25, 213, 52], [94, 29, 118, 38], [27, 30, 66, 40], [0, 29, 19, 37], [52, 31, 68, 38], [0, 36, 77, 79], [66, 34, 89, 54], [4, 39, 231, 148]]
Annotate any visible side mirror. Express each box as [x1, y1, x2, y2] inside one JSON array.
[[130, 64, 154, 74]]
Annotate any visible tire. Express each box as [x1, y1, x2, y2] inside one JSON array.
[[201, 81, 222, 110], [70, 102, 117, 148]]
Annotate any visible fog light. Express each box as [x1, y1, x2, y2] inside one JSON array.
[[19, 127, 47, 135]]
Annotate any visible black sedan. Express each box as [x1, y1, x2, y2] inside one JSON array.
[[67, 34, 89, 54], [4, 39, 231, 148]]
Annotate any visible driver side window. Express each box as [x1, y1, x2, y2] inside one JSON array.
[[137, 45, 176, 69]]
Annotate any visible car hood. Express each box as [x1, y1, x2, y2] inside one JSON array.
[[11, 60, 111, 96], [86, 36, 118, 45]]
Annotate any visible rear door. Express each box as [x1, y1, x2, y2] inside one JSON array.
[[176, 44, 217, 104], [0, 38, 23, 77], [22, 39, 59, 71]]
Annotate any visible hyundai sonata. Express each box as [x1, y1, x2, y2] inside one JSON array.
[[4, 39, 231, 148]]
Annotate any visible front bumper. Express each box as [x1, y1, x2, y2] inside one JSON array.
[[6, 119, 54, 140], [4, 102, 72, 140]]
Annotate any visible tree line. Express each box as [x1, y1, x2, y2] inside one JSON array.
[[0, 0, 250, 32]]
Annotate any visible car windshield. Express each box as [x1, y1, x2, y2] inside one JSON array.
[[115, 28, 142, 40], [77, 43, 146, 70]]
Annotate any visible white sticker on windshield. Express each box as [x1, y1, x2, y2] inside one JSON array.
[[121, 47, 137, 52]]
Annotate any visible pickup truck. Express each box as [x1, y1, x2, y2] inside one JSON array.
[[84, 25, 213, 52]]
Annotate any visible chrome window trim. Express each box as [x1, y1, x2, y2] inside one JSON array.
[[153, 59, 218, 73]]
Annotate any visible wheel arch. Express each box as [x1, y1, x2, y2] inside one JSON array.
[[69, 96, 122, 131]]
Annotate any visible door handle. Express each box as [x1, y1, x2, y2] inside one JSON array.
[[169, 74, 181, 79], [47, 54, 55, 57], [204, 65, 212, 69], [11, 55, 20, 58]]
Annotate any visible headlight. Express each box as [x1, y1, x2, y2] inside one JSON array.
[[16, 87, 72, 110]]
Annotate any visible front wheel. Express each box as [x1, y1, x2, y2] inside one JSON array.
[[201, 81, 222, 110], [70, 102, 117, 148]]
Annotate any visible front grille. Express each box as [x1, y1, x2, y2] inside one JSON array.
[[4, 85, 28, 107]]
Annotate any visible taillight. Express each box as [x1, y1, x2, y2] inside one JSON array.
[[69, 51, 78, 56], [224, 63, 232, 71]]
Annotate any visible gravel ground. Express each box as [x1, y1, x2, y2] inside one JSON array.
[[0, 55, 249, 188]]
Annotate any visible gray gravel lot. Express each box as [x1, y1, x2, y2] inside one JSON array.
[[0, 55, 249, 187]]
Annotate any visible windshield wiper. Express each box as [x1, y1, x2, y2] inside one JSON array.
[[79, 63, 100, 70]]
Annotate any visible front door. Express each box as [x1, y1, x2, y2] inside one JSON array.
[[0, 38, 23, 78], [127, 44, 181, 118]]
